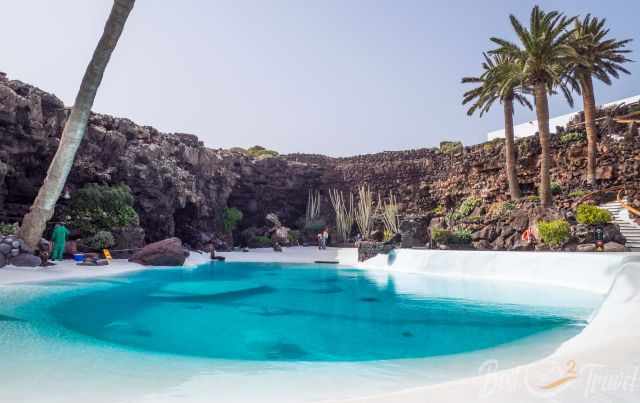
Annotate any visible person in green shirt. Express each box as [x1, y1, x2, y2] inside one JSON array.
[[51, 223, 69, 261]]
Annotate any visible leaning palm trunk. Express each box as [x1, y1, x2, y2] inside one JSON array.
[[503, 97, 522, 199], [18, 0, 135, 248], [580, 75, 598, 186], [534, 83, 553, 208]]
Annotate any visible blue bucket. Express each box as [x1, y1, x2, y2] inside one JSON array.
[[73, 253, 85, 263]]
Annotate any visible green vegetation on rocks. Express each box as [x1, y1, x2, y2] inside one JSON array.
[[450, 196, 482, 221], [247, 145, 279, 158], [538, 219, 571, 247], [223, 207, 243, 233], [576, 204, 612, 225], [81, 230, 116, 251], [431, 227, 472, 245], [0, 222, 18, 236], [67, 184, 139, 237], [559, 132, 586, 144], [439, 141, 463, 154]]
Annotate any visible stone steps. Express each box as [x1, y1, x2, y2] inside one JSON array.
[[600, 200, 640, 249]]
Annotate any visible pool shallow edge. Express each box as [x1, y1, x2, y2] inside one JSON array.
[[2, 247, 638, 403], [326, 251, 640, 403]]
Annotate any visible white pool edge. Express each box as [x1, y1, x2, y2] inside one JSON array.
[[1, 247, 638, 402]]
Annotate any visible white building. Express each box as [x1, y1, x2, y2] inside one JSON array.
[[487, 94, 640, 141]]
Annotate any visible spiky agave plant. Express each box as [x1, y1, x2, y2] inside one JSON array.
[[354, 185, 374, 240], [305, 189, 321, 227], [329, 189, 354, 242], [379, 191, 400, 238]]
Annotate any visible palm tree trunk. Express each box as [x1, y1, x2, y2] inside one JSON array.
[[18, 0, 135, 249], [534, 82, 552, 208], [503, 97, 521, 200], [581, 75, 598, 186]]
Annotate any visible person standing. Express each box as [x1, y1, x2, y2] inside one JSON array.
[[322, 228, 329, 249], [51, 223, 69, 261]]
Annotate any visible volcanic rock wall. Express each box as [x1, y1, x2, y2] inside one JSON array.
[[1, 72, 639, 247], [0, 73, 321, 247], [287, 131, 640, 212]]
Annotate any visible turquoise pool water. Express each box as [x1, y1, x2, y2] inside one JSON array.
[[24, 262, 598, 362]]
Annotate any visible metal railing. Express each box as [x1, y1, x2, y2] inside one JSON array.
[[576, 185, 639, 218]]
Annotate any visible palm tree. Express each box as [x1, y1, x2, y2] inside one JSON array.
[[491, 6, 577, 208], [18, 0, 136, 248], [462, 53, 532, 200], [568, 15, 632, 186]]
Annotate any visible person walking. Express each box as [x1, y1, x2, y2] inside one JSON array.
[[322, 228, 329, 249]]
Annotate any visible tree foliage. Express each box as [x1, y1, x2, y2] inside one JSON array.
[[223, 207, 243, 233], [67, 183, 139, 236]]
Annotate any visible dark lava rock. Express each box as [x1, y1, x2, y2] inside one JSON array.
[[129, 237, 188, 266], [9, 253, 40, 267]]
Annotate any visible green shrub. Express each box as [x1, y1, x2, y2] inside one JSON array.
[[450, 229, 472, 244], [431, 227, 451, 244], [576, 204, 612, 225], [559, 132, 586, 144], [67, 184, 139, 236], [456, 196, 482, 218], [222, 207, 243, 233], [527, 195, 540, 203], [247, 145, 278, 158], [550, 182, 562, 195], [0, 222, 18, 236], [538, 220, 571, 247], [431, 205, 445, 215], [440, 141, 463, 154], [82, 230, 115, 251]]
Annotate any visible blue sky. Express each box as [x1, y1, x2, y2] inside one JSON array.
[[2, 1, 638, 156]]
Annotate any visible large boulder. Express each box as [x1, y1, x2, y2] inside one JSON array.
[[399, 215, 431, 248], [128, 237, 188, 266], [603, 242, 626, 252], [602, 224, 626, 244], [0, 235, 39, 267], [9, 253, 40, 267]]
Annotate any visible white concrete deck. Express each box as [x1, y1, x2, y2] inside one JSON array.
[[0, 247, 357, 286]]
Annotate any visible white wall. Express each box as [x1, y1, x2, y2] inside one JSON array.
[[360, 249, 636, 294], [487, 95, 640, 141]]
